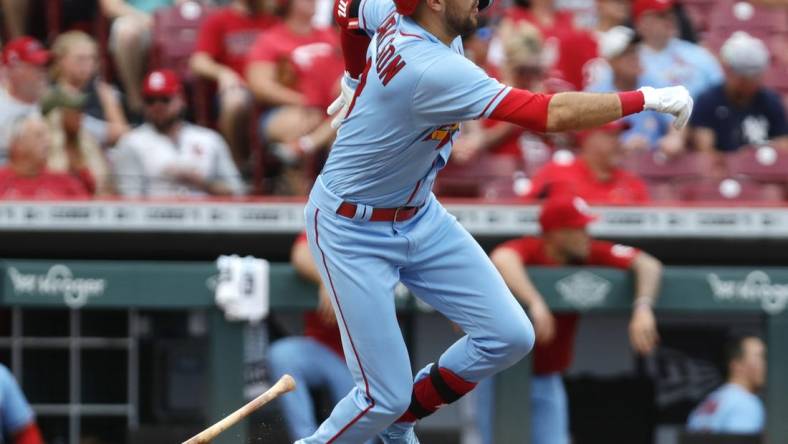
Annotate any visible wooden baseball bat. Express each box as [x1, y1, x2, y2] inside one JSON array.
[[182, 374, 297, 444]]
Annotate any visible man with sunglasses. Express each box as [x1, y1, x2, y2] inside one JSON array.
[[110, 69, 245, 197]]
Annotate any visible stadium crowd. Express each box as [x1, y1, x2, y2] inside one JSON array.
[[0, 0, 785, 201]]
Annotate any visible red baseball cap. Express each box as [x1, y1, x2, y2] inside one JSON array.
[[142, 69, 182, 97], [633, 0, 675, 22], [575, 120, 630, 145], [539, 195, 598, 232], [2, 36, 50, 66]]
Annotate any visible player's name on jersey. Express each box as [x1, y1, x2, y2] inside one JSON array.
[[0, 201, 787, 238]]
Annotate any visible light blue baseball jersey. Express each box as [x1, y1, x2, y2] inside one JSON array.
[[639, 38, 723, 99], [320, 0, 511, 207], [0, 364, 34, 442], [686, 383, 765, 434]]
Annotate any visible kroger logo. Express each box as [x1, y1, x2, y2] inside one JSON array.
[[707, 271, 788, 315], [8, 265, 106, 308]]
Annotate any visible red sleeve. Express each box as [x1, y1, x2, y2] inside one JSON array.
[[587, 240, 640, 269], [247, 30, 279, 64], [488, 88, 553, 133], [334, 0, 371, 78], [494, 238, 532, 263], [296, 231, 308, 244], [13, 423, 43, 444], [195, 11, 224, 57], [340, 27, 371, 78]]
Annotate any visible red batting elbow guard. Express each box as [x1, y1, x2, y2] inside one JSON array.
[[488, 88, 553, 133], [335, 0, 371, 78]]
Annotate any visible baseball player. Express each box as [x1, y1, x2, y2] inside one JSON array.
[[476, 194, 663, 444], [296, 0, 694, 440], [686, 335, 766, 434], [0, 364, 43, 444]]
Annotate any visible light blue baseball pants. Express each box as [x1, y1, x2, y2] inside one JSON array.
[[297, 177, 535, 443]]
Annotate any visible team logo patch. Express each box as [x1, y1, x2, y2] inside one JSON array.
[[424, 123, 460, 149]]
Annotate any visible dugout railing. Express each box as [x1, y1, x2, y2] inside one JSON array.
[[0, 260, 786, 444]]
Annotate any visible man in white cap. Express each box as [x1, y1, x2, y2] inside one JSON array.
[[0, 37, 50, 164], [587, 26, 676, 152], [690, 32, 788, 153]]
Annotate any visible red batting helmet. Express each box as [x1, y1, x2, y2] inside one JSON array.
[[394, 0, 492, 16]]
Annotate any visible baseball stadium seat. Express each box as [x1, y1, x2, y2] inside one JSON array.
[[709, 0, 788, 35], [150, 1, 213, 126], [437, 155, 525, 198], [764, 66, 788, 98], [150, 1, 211, 81], [480, 176, 533, 200], [646, 181, 680, 202], [726, 146, 788, 183], [682, 0, 717, 33], [678, 177, 784, 202], [622, 151, 708, 183]]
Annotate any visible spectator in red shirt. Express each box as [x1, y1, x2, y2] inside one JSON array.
[[475, 195, 663, 444], [526, 120, 650, 203], [0, 115, 90, 199], [267, 233, 374, 443], [498, 0, 597, 90], [246, 0, 344, 194], [190, 0, 278, 168]]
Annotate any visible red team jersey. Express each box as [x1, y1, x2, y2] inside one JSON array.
[[247, 24, 344, 109], [295, 233, 344, 357], [0, 168, 90, 199], [195, 8, 278, 76], [527, 157, 650, 203], [496, 237, 639, 374]]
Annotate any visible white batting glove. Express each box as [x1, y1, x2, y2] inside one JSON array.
[[327, 72, 359, 129], [638, 85, 694, 130]]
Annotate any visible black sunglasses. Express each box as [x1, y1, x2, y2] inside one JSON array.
[[144, 96, 173, 105]]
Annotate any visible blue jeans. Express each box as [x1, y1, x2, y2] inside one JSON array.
[[475, 372, 569, 444], [267, 336, 375, 442]]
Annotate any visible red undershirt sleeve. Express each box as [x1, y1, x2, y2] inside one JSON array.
[[488, 88, 554, 133], [334, 0, 372, 78], [489, 89, 646, 133]]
